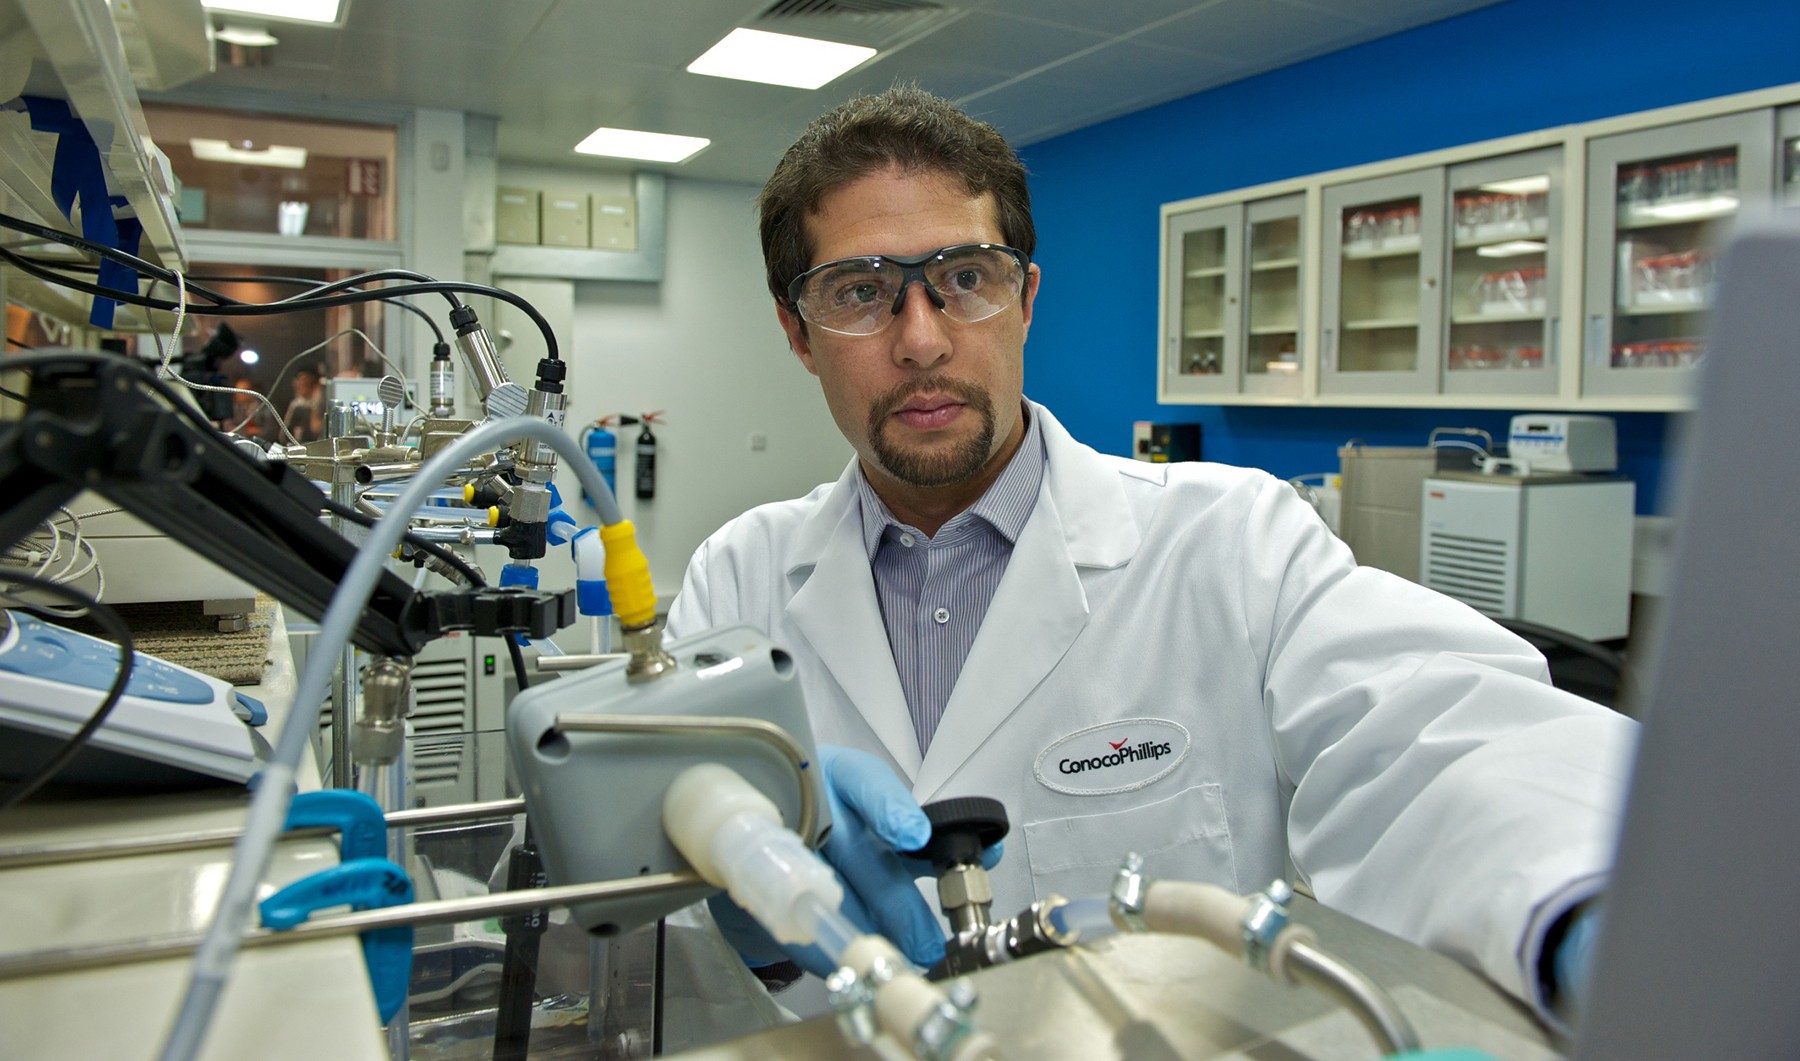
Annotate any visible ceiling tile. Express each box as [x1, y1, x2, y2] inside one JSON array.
[[982, 0, 1221, 37], [169, 0, 1526, 186]]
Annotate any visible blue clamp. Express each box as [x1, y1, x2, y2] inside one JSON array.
[[260, 857, 415, 1024], [284, 789, 387, 863]]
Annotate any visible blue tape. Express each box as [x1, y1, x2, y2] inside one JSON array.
[[21, 96, 143, 329]]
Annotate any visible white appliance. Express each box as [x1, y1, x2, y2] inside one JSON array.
[[0, 609, 270, 787], [1420, 475, 1635, 640], [1506, 414, 1618, 473]]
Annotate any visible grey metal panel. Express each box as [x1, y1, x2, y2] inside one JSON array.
[[1576, 216, 1800, 1059]]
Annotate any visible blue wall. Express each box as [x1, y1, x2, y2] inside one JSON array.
[[1018, 0, 1800, 514]]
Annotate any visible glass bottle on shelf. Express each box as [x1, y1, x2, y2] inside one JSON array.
[[1584, 110, 1773, 401], [1444, 151, 1560, 397], [1606, 148, 1736, 374]]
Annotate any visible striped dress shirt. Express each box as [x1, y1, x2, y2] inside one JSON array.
[[856, 408, 1046, 755]]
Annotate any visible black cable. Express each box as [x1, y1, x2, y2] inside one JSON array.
[[0, 384, 26, 402], [0, 575, 135, 810], [186, 273, 447, 345], [318, 498, 487, 588], [506, 636, 530, 692], [5, 336, 30, 349], [0, 243, 560, 362]]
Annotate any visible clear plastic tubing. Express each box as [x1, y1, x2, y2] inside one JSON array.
[[797, 890, 857, 964], [1050, 896, 1119, 943]]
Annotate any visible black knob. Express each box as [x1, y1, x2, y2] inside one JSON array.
[[903, 796, 1009, 871]]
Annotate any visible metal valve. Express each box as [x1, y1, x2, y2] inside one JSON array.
[[904, 797, 1009, 977]]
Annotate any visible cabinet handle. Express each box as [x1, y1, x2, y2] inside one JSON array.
[[1425, 276, 1438, 289], [1548, 316, 1559, 366], [1586, 316, 1607, 366], [1323, 328, 1336, 370]]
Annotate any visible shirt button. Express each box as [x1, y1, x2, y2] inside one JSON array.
[[932, 607, 949, 625], [899, 533, 915, 547]]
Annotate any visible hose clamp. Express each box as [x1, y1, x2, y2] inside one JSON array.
[[1110, 852, 1150, 933], [825, 966, 877, 1045], [914, 980, 978, 1061], [1241, 879, 1295, 972]]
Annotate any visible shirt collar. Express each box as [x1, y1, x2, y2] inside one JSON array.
[[856, 402, 1045, 559]]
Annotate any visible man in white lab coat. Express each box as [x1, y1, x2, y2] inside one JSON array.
[[665, 86, 1634, 1024]]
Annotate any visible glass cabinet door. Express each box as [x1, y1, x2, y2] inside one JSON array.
[[1162, 203, 1243, 399], [1242, 194, 1305, 399], [1583, 110, 1775, 400], [1320, 170, 1446, 396], [1780, 104, 1800, 211], [1443, 147, 1562, 398]]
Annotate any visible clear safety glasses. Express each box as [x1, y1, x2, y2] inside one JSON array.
[[785, 243, 1029, 336]]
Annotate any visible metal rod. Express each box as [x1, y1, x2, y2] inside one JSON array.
[[533, 653, 626, 672], [552, 713, 820, 842], [0, 798, 528, 870], [0, 871, 703, 981], [1286, 940, 1421, 1055]]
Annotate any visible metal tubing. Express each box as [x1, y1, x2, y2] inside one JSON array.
[[532, 653, 627, 672], [0, 798, 528, 871], [1285, 940, 1421, 1056], [552, 713, 820, 843], [0, 871, 702, 981]]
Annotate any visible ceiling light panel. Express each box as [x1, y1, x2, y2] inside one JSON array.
[[687, 28, 875, 90], [201, 0, 345, 25], [190, 139, 309, 168], [574, 128, 711, 164]]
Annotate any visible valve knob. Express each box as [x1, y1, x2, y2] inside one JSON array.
[[903, 796, 1009, 871]]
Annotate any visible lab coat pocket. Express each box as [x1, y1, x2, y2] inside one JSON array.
[[1020, 784, 1238, 903]]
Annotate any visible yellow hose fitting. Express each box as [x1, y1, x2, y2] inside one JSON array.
[[600, 520, 658, 629]]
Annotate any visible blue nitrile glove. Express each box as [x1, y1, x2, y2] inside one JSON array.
[[707, 744, 999, 978], [1550, 902, 1603, 1026]]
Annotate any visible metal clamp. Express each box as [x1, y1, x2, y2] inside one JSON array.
[[914, 980, 979, 1061], [825, 965, 878, 1045], [1110, 852, 1149, 933], [1241, 878, 1295, 972]]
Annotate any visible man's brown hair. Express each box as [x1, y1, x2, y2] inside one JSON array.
[[758, 85, 1035, 306]]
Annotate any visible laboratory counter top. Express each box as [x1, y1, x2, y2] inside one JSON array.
[[0, 605, 388, 1061], [674, 896, 1566, 1061]]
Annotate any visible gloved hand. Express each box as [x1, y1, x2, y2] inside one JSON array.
[[1549, 902, 1603, 1026], [707, 744, 998, 978]]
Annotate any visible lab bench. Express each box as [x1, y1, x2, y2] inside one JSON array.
[[0, 605, 388, 1060]]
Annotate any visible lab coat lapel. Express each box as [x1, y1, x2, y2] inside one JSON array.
[[784, 467, 924, 779], [913, 405, 1139, 798]]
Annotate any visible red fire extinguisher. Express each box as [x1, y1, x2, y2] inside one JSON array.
[[635, 411, 664, 501]]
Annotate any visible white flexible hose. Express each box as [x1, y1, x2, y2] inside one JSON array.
[[158, 417, 623, 1061]]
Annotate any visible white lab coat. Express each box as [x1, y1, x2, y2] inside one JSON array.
[[666, 401, 1637, 1008]]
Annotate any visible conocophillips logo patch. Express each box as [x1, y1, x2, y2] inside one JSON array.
[[1034, 718, 1190, 795]]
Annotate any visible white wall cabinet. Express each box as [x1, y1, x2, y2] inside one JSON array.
[[1161, 194, 1305, 402], [1159, 81, 1800, 410]]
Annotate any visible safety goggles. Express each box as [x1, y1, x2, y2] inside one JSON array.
[[785, 243, 1029, 336]]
